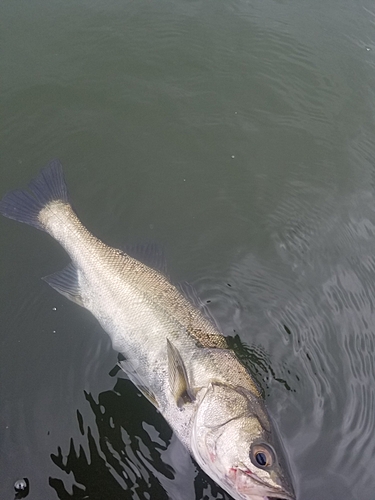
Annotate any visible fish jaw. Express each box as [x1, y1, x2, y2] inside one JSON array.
[[226, 466, 295, 500], [191, 461, 295, 500]]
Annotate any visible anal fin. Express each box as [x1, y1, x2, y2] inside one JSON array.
[[42, 262, 84, 306]]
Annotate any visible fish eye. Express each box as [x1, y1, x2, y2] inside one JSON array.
[[250, 443, 275, 469]]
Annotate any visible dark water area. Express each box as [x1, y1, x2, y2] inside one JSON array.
[[2, 0, 375, 498]]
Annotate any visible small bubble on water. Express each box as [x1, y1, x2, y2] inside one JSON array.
[[14, 477, 29, 498], [14, 479, 27, 491], [231, 155, 235, 159], [52, 330, 56, 334]]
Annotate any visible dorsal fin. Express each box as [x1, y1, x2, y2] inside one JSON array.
[[177, 281, 220, 330], [122, 242, 168, 276]]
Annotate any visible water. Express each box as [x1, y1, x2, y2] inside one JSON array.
[[1, 0, 375, 498]]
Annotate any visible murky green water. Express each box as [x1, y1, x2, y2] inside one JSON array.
[[2, 0, 375, 498]]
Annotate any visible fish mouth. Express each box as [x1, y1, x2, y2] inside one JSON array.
[[266, 495, 294, 500], [228, 467, 295, 500], [267, 497, 293, 500]]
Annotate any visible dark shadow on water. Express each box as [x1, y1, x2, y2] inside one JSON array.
[[49, 377, 173, 500]]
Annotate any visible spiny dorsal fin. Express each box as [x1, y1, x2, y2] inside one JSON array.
[[167, 339, 195, 408], [186, 327, 229, 349], [42, 262, 83, 306], [177, 281, 220, 329], [122, 242, 168, 276], [178, 281, 229, 349]]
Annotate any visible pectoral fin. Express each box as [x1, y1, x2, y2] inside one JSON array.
[[167, 339, 195, 408], [42, 262, 84, 306]]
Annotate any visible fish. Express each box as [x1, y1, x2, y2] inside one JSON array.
[[0, 160, 295, 500]]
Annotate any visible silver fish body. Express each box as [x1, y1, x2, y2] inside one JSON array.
[[0, 161, 295, 500]]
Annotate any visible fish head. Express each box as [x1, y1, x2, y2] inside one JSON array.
[[191, 382, 295, 500]]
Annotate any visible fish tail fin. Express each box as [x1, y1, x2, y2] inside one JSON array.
[[0, 159, 69, 231]]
